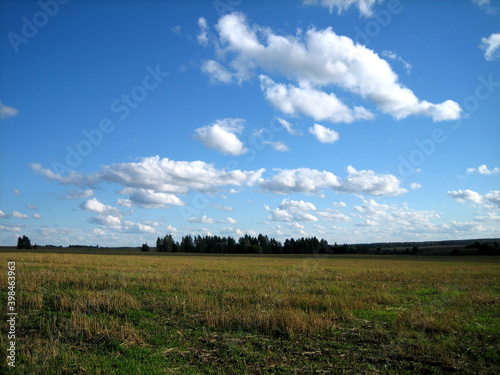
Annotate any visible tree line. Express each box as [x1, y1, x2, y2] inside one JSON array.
[[155, 234, 332, 254]]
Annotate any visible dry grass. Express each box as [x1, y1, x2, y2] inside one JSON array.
[[0, 251, 499, 374]]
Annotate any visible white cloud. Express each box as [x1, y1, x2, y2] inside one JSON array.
[[13, 189, 22, 197], [62, 189, 94, 200], [201, 60, 233, 83], [121, 221, 156, 234], [332, 201, 347, 207], [207, 13, 461, 122], [308, 123, 340, 143], [262, 140, 289, 152], [275, 117, 301, 135], [448, 189, 499, 209], [32, 214, 42, 219], [316, 210, 351, 222], [80, 198, 121, 216], [0, 224, 21, 232], [0, 101, 18, 119], [471, 0, 496, 14], [195, 118, 247, 155], [89, 215, 122, 227], [31, 156, 265, 197], [301, 0, 381, 17], [484, 191, 500, 209], [381, 50, 412, 74], [354, 198, 440, 229], [480, 33, 500, 60], [339, 166, 407, 196], [467, 164, 500, 175], [26, 204, 38, 210], [0, 210, 8, 218], [259, 168, 341, 194], [266, 199, 319, 222], [260, 76, 374, 123], [209, 203, 233, 211], [188, 215, 216, 224], [448, 189, 484, 205], [220, 217, 238, 224], [410, 182, 422, 190], [197, 17, 209, 46], [11, 211, 28, 219], [118, 188, 184, 208]]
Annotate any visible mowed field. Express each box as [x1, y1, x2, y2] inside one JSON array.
[[0, 250, 499, 374]]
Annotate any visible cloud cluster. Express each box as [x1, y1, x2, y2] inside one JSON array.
[[448, 189, 500, 209], [467, 164, 500, 175], [265, 199, 319, 222], [31, 157, 406, 221], [260, 76, 374, 123], [32, 156, 265, 203], [266, 198, 351, 223], [80, 197, 156, 234], [201, 13, 461, 123], [195, 118, 247, 155], [308, 123, 340, 143], [480, 33, 500, 61], [301, 0, 381, 17]]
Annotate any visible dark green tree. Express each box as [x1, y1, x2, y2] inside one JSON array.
[[17, 235, 31, 249]]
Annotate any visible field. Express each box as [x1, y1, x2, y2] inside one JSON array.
[[1, 249, 499, 374]]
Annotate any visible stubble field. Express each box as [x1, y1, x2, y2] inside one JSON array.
[[0, 250, 499, 374]]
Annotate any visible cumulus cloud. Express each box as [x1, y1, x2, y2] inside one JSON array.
[[220, 217, 238, 224], [259, 168, 341, 194], [32, 213, 42, 219], [410, 182, 422, 190], [117, 188, 184, 208], [354, 199, 440, 230], [480, 33, 500, 61], [339, 166, 407, 196], [0, 101, 18, 119], [80, 198, 121, 216], [0, 210, 7, 218], [448, 189, 500, 209], [188, 215, 216, 224], [316, 210, 351, 222], [205, 13, 461, 122], [308, 123, 340, 143], [262, 140, 289, 151], [448, 189, 484, 205], [266, 198, 319, 222], [260, 76, 374, 123], [11, 211, 29, 219], [31, 156, 265, 198], [62, 189, 94, 200], [201, 60, 233, 83], [195, 118, 247, 155], [467, 164, 500, 175], [301, 0, 381, 17]]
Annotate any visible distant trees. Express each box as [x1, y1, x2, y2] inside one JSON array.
[[17, 235, 32, 249], [141, 243, 150, 252], [155, 233, 331, 255]]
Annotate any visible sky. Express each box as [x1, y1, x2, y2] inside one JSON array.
[[0, 0, 499, 247]]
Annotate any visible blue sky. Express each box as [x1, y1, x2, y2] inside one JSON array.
[[0, 0, 499, 247]]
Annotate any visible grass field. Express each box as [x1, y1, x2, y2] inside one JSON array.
[[0, 250, 499, 374]]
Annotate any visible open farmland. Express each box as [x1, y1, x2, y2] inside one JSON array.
[[1, 250, 499, 374]]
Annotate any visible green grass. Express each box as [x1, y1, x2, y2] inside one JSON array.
[[0, 251, 499, 374]]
